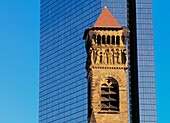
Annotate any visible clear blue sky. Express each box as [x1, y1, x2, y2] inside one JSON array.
[[0, 0, 169, 123]]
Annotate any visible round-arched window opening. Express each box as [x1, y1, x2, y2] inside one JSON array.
[[101, 78, 119, 111]]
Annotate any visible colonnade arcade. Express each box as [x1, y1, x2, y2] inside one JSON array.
[[91, 31, 126, 46]]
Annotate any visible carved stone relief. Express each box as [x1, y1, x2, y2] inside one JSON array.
[[89, 48, 128, 65]]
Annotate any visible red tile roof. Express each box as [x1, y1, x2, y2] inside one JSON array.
[[94, 7, 121, 28]]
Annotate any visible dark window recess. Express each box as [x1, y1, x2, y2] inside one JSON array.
[[112, 35, 115, 45], [102, 35, 105, 44], [116, 36, 120, 45], [101, 79, 119, 111], [107, 35, 110, 44], [97, 35, 101, 45]]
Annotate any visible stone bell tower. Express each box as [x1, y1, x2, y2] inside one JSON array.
[[83, 7, 130, 123]]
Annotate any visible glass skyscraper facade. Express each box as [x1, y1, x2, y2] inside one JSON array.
[[136, 0, 157, 122], [39, 0, 157, 122]]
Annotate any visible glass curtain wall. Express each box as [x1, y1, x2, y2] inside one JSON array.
[[39, 0, 101, 122], [136, 0, 157, 122]]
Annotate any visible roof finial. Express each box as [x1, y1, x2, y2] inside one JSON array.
[[104, 6, 107, 8]]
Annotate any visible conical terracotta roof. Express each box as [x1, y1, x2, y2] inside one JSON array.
[[94, 7, 121, 28]]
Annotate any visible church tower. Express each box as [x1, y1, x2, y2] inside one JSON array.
[[83, 7, 129, 123]]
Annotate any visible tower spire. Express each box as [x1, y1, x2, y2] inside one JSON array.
[[84, 7, 129, 123], [94, 8, 121, 27]]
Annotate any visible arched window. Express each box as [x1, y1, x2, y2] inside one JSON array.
[[102, 35, 105, 44], [112, 35, 115, 45], [97, 35, 101, 45], [107, 35, 110, 44], [101, 78, 119, 111], [116, 36, 120, 45]]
